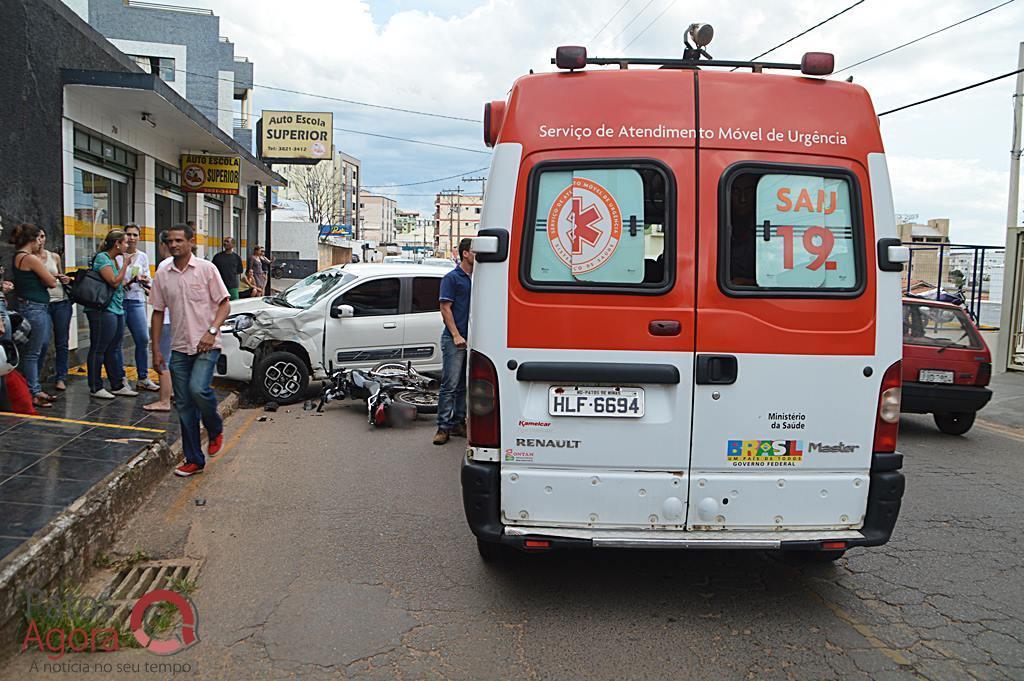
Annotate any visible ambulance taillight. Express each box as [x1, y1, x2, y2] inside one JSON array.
[[873, 361, 902, 453], [483, 101, 506, 148], [468, 350, 501, 448]]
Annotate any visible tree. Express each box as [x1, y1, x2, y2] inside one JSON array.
[[289, 162, 340, 229]]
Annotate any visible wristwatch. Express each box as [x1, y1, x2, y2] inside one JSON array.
[[207, 326, 218, 335]]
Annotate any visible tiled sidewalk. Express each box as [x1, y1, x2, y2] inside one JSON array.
[[0, 374, 231, 560]]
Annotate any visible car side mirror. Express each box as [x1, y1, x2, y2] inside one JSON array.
[[331, 303, 355, 319]]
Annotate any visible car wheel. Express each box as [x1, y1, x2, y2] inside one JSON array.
[[254, 351, 309, 405], [394, 389, 439, 415], [934, 411, 976, 435]]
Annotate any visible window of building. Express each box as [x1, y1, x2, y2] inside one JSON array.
[[130, 55, 175, 82], [338, 278, 400, 316], [475, 207, 481, 214], [522, 162, 672, 290], [411, 277, 441, 313], [719, 165, 863, 296], [73, 128, 137, 175], [73, 165, 132, 267]]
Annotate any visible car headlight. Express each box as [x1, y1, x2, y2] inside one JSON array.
[[222, 314, 255, 333]]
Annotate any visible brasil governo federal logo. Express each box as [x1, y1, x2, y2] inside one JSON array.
[[546, 177, 622, 274]]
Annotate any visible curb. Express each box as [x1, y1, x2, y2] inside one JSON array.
[[0, 391, 241, 649]]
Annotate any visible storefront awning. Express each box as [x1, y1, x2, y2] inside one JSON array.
[[61, 69, 286, 189]]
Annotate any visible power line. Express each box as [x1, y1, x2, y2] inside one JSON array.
[[609, 0, 657, 43], [175, 68, 480, 123], [835, 0, 1016, 74], [734, 0, 865, 70], [591, 0, 632, 43], [622, 0, 679, 51], [362, 167, 489, 189], [209, 104, 488, 154], [878, 67, 1024, 116]]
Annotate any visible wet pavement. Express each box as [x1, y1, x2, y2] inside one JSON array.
[[0, 370, 231, 561]]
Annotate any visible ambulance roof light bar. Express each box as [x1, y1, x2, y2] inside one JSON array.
[[554, 26, 834, 76]]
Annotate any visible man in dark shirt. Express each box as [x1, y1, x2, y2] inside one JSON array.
[[433, 238, 474, 445], [211, 237, 244, 300]]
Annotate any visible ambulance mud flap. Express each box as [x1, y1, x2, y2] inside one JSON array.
[[461, 459, 590, 551]]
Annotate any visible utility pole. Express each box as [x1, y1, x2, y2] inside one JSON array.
[[996, 41, 1024, 373], [461, 175, 486, 198]]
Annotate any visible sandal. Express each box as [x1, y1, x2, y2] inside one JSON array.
[[37, 391, 58, 401], [54, 380, 67, 391], [32, 395, 54, 409]]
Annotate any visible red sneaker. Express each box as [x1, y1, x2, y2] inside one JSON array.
[[208, 432, 224, 456], [174, 463, 204, 477]]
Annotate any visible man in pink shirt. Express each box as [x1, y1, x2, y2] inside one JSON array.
[[150, 223, 231, 477]]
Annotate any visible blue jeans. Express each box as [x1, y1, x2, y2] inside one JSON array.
[[43, 299, 73, 383], [18, 300, 52, 396], [170, 350, 222, 467], [123, 299, 150, 378], [85, 309, 126, 393], [436, 333, 467, 431]]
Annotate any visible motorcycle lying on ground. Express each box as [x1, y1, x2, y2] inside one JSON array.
[[317, 361, 439, 427]]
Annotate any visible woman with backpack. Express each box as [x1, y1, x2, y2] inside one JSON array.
[[85, 229, 138, 400], [9, 224, 58, 408]]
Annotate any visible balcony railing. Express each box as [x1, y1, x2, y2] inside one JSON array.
[[125, 1, 213, 15]]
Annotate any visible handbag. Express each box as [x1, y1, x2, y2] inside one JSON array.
[[68, 256, 116, 310]]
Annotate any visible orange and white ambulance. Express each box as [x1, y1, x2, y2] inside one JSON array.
[[462, 30, 909, 561]]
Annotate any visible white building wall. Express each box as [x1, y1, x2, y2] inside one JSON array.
[[217, 69, 234, 134], [106, 39, 188, 98]]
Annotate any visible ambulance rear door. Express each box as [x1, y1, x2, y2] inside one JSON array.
[[685, 73, 888, 533]]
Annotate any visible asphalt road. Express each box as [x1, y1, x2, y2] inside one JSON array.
[[6, 401, 1024, 680]]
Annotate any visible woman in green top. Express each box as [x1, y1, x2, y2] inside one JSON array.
[[85, 229, 139, 400], [9, 224, 58, 407]]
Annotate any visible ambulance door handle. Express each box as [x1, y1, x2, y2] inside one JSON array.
[[649, 320, 680, 336], [696, 355, 738, 385], [383, 322, 397, 329]]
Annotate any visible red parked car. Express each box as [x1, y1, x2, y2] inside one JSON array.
[[901, 298, 992, 434]]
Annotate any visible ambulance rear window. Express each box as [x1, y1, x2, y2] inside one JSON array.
[[720, 165, 865, 297], [521, 162, 672, 292]]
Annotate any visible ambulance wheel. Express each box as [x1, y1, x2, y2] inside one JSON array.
[[476, 538, 507, 563], [254, 351, 309, 405], [934, 411, 975, 435]]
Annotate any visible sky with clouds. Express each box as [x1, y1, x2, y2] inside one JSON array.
[[193, 0, 1023, 244]]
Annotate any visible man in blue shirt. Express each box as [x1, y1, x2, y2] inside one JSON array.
[[434, 238, 474, 445]]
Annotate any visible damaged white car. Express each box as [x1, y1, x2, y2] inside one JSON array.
[[218, 263, 450, 403]]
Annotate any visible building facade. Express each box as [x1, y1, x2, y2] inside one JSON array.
[[358, 192, 397, 246], [433, 192, 483, 257], [2, 0, 281, 354], [64, 0, 254, 152], [899, 218, 951, 291]]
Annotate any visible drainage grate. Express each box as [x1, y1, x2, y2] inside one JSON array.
[[97, 559, 201, 630]]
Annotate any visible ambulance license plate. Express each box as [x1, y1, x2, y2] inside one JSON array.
[[919, 369, 954, 384], [548, 386, 644, 418]]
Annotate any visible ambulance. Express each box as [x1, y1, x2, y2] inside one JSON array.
[[461, 27, 909, 562]]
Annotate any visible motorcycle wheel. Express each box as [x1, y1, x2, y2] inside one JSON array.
[[394, 389, 439, 415], [370, 361, 409, 378]]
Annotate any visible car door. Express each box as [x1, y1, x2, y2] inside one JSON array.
[[401, 275, 444, 372], [323, 276, 404, 368]]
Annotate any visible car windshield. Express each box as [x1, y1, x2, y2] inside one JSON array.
[[903, 302, 982, 349], [276, 270, 357, 309]]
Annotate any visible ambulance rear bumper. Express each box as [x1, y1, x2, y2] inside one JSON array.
[[461, 453, 904, 551]]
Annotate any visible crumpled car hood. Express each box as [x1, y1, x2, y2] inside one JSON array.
[[233, 302, 324, 359]]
